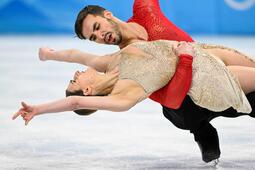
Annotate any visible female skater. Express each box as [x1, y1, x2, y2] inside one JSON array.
[[27, 2, 255, 163], [13, 40, 255, 124]]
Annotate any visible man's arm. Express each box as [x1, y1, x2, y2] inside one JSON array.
[[39, 47, 115, 72], [149, 42, 194, 109]]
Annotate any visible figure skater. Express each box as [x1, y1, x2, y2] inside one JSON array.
[[13, 40, 255, 163], [38, 2, 255, 162]]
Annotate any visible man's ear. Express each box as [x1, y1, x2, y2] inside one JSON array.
[[83, 86, 93, 96], [103, 10, 113, 19]]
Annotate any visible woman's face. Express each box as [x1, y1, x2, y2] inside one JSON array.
[[67, 68, 97, 94]]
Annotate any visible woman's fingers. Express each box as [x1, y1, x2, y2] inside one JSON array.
[[12, 102, 30, 120], [13, 111, 33, 125], [25, 115, 33, 126], [21, 112, 26, 118], [21, 102, 29, 109], [13, 102, 34, 125], [12, 110, 27, 120], [12, 110, 22, 120]]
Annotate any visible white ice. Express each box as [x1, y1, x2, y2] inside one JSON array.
[[0, 35, 255, 170]]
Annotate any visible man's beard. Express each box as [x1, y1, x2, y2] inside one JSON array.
[[107, 19, 122, 45]]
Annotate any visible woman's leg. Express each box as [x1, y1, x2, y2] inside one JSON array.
[[206, 47, 255, 67], [227, 66, 255, 94]]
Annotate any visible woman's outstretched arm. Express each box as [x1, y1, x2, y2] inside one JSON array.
[[12, 93, 140, 125], [39, 47, 115, 72]]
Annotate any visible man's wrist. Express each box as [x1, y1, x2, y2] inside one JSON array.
[[179, 54, 193, 60]]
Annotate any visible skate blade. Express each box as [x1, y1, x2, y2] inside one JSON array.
[[208, 158, 219, 167]]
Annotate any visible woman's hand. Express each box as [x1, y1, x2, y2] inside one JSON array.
[[173, 41, 195, 57], [39, 47, 55, 61], [12, 102, 38, 125]]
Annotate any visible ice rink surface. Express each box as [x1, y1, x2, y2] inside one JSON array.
[[0, 35, 255, 170]]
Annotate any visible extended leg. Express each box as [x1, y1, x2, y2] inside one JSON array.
[[205, 47, 255, 67], [227, 66, 255, 94]]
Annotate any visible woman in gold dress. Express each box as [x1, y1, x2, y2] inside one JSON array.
[[13, 39, 255, 122], [13, 40, 255, 163]]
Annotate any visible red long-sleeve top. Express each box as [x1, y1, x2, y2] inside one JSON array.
[[127, 0, 194, 109]]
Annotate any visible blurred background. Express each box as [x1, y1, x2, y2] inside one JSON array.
[[0, 0, 255, 35], [1, 1, 255, 169]]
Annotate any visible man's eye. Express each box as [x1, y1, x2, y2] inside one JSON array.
[[96, 24, 100, 30]]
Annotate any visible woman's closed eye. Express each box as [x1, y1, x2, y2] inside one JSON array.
[[70, 80, 76, 84]]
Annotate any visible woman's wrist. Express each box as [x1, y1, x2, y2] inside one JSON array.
[[33, 105, 42, 116]]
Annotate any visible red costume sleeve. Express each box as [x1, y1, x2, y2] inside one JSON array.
[[127, 0, 194, 108], [149, 54, 193, 109]]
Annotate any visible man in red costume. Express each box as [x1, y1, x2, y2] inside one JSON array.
[[63, 1, 255, 163]]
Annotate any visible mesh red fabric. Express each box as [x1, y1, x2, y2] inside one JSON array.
[[149, 54, 193, 109], [128, 0, 194, 42], [127, 0, 194, 108]]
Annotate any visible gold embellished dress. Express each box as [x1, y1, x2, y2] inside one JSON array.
[[117, 40, 252, 113]]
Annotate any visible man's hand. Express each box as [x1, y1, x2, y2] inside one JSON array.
[[12, 102, 37, 125], [173, 42, 195, 57], [39, 47, 55, 61]]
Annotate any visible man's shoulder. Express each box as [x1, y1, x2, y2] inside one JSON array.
[[132, 0, 160, 12], [128, 0, 160, 23]]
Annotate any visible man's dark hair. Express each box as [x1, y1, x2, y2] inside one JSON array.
[[65, 89, 97, 116], [75, 5, 106, 40]]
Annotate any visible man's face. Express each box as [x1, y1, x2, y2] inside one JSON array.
[[82, 13, 122, 45]]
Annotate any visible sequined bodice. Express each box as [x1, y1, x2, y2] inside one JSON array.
[[127, 0, 193, 42], [112, 40, 251, 113], [118, 40, 178, 94]]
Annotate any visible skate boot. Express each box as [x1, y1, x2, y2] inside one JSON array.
[[194, 124, 221, 163]]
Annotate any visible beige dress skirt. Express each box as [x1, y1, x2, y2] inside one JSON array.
[[188, 43, 252, 113]]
